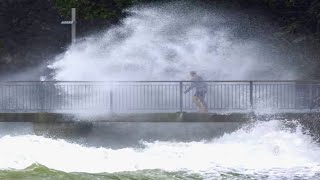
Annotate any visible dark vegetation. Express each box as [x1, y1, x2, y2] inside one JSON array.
[[0, 0, 319, 79], [54, 0, 133, 19], [212, 0, 320, 79]]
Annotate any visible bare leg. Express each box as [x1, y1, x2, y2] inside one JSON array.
[[192, 96, 202, 112], [198, 96, 208, 113]]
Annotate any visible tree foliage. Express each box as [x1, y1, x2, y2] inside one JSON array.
[[54, 0, 134, 19]]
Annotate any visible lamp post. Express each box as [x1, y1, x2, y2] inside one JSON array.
[[61, 8, 76, 44]]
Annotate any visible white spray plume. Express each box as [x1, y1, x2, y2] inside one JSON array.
[[48, 2, 296, 81]]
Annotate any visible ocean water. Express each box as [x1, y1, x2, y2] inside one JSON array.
[[1, 120, 320, 180]]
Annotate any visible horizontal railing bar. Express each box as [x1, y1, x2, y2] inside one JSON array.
[[1, 80, 320, 83]]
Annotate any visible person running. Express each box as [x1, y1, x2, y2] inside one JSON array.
[[184, 71, 208, 113]]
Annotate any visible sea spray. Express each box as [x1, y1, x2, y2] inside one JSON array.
[[48, 2, 295, 81]]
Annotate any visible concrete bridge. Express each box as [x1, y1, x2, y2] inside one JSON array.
[[0, 80, 320, 122], [1, 81, 320, 146]]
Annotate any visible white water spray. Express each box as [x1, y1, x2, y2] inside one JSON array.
[[48, 3, 295, 81]]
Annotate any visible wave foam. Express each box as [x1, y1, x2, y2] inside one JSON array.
[[0, 120, 319, 178]]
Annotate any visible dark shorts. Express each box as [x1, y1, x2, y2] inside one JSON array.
[[194, 90, 206, 98]]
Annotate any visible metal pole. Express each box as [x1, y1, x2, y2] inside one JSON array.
[[71, 8, 76, 44], [61, 8, 76, 44]]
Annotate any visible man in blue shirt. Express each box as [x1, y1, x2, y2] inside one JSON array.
[[184, 71, 208, 113]]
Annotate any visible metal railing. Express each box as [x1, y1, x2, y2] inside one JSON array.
[[0, 81, 320, 113]]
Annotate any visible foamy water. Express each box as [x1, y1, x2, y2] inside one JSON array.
[[1, 121, 319, 178]]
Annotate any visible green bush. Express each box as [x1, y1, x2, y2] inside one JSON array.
[[54, 0, 134, 19]]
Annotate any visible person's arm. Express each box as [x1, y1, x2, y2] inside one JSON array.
[[184, 82, 195, 94]]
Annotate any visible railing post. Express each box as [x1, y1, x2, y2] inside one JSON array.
[[179, 81, 183, 112], [39, 81, 45, 112], [309, 82, 313, 109], [110, 90, 113, 113], [250, 81, 253, 110]]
